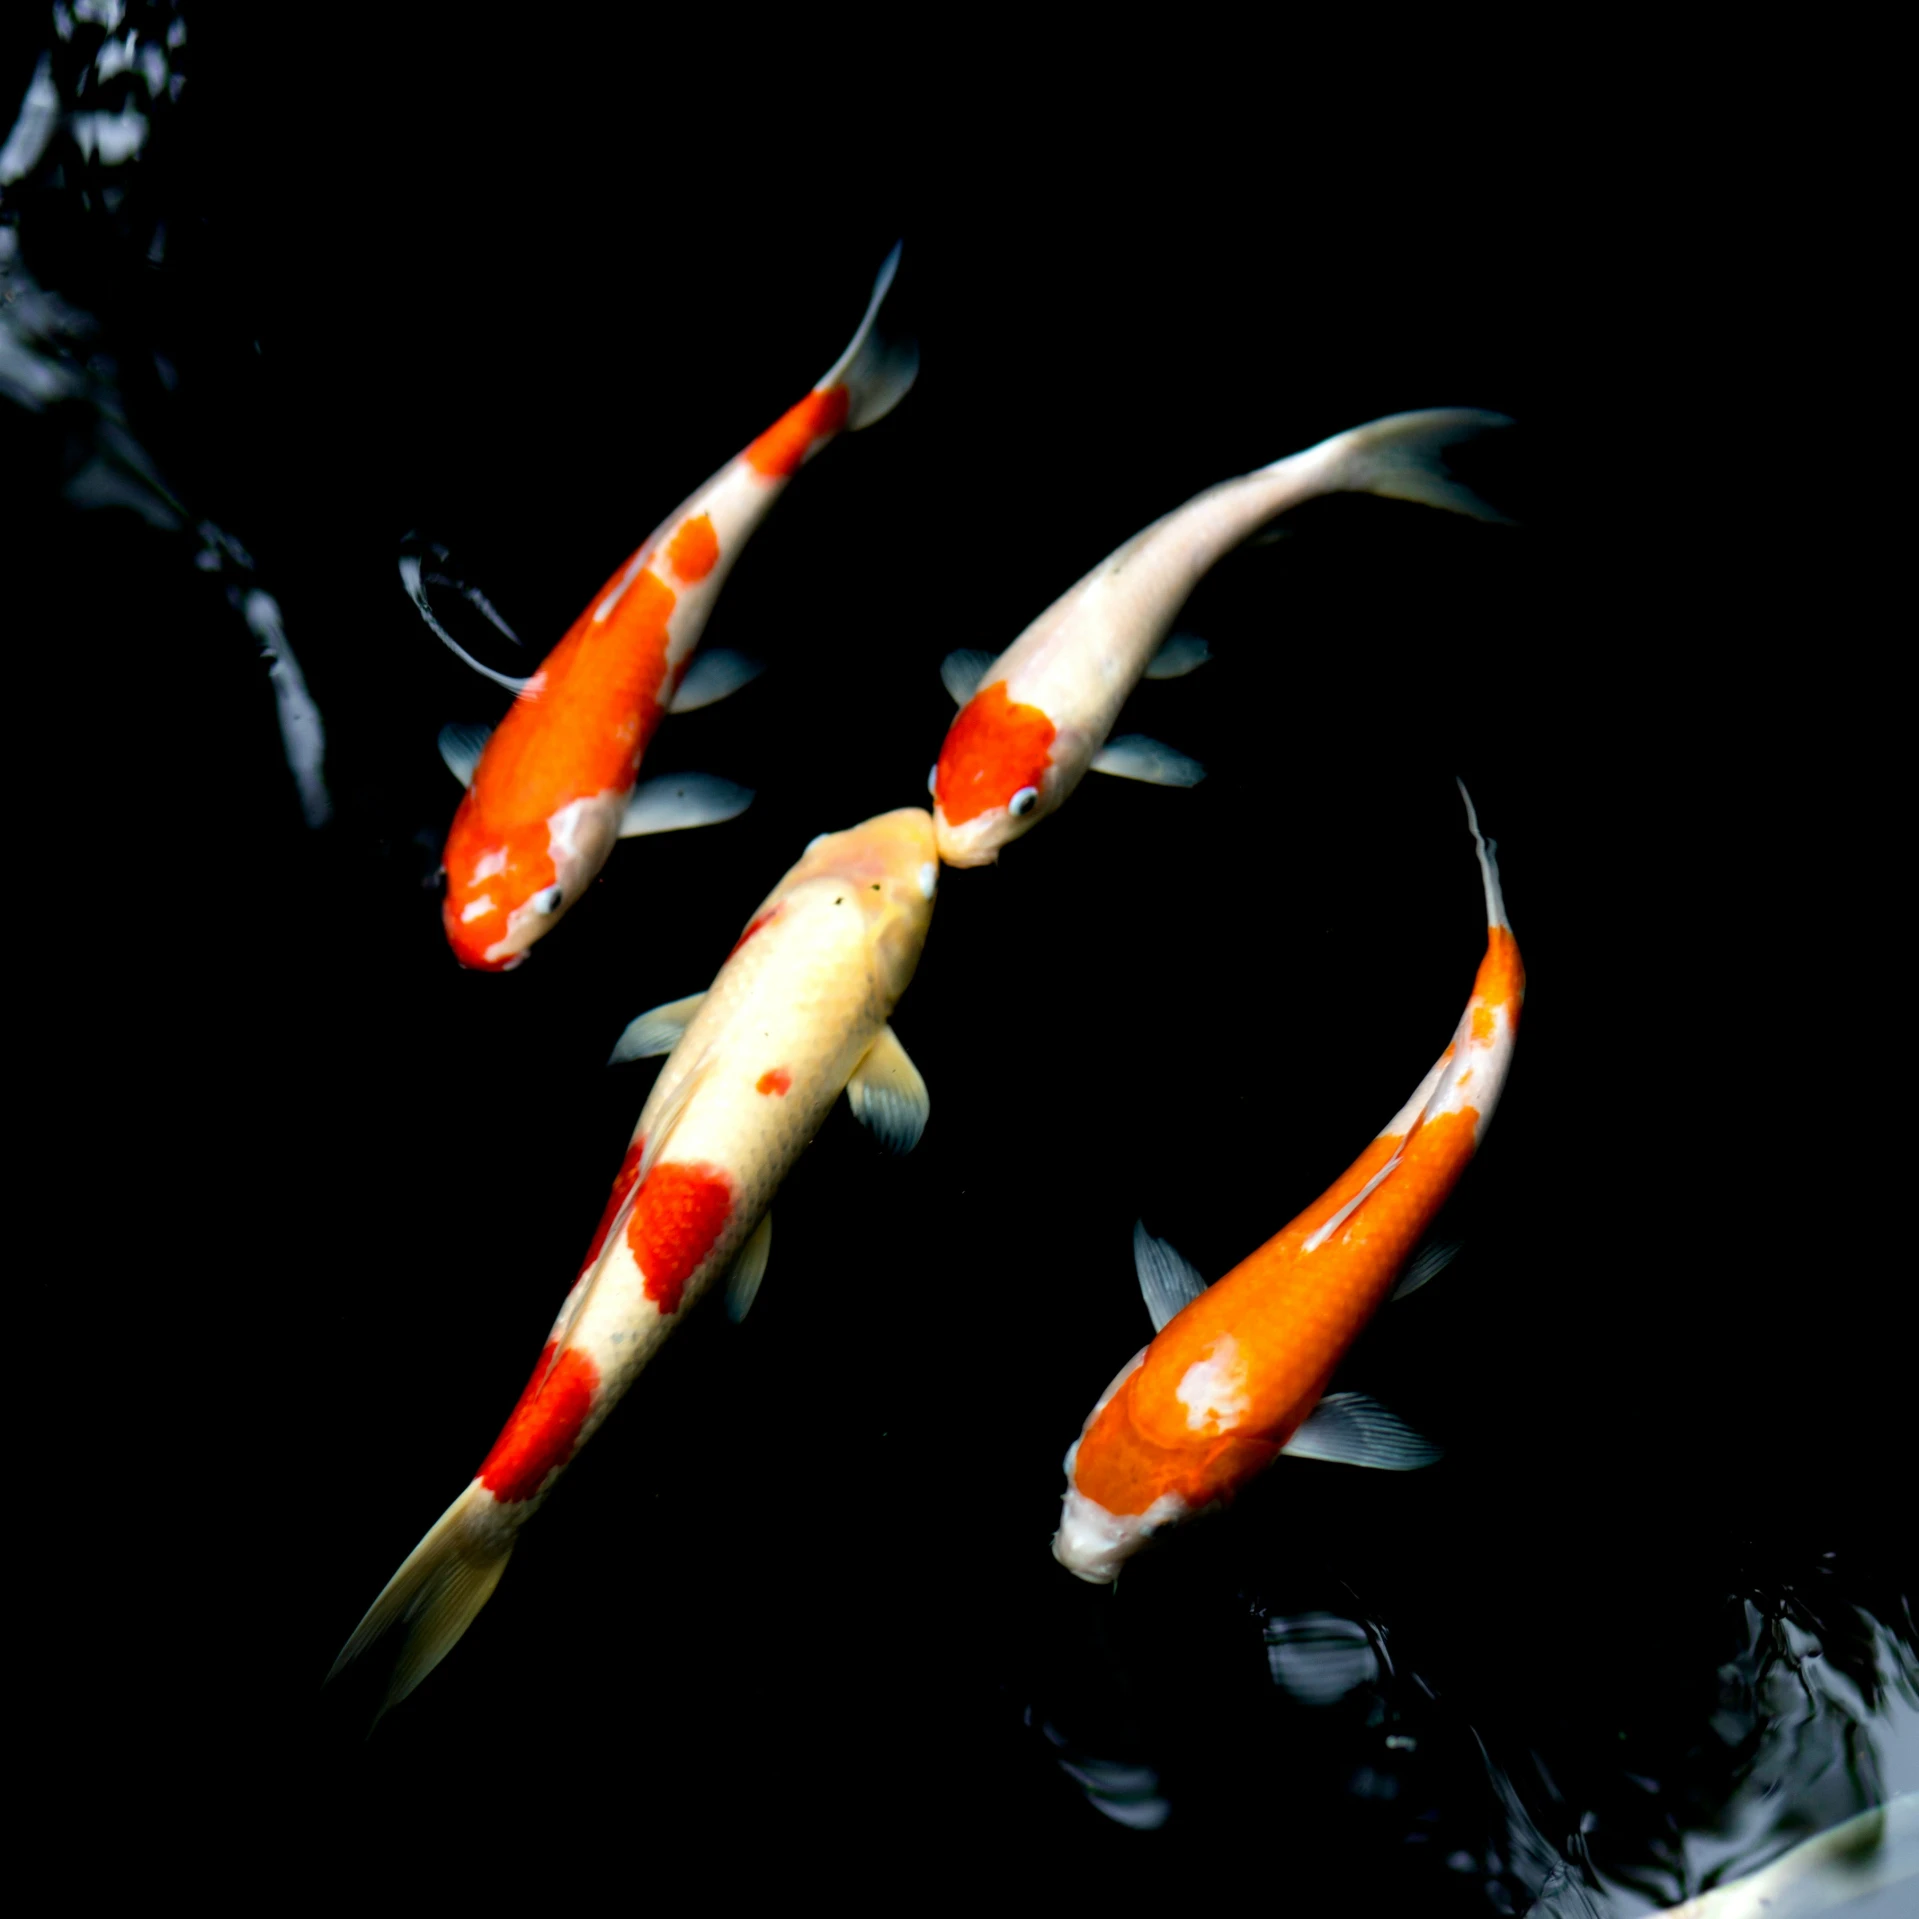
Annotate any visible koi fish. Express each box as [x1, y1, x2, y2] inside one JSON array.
[[1053, 782, 1523, 1581], [931, 411, 1513, 866], [330, 808, 939, 1713], [424, 246, 918, 969]]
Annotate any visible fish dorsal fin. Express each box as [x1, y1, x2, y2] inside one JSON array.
[[399, 546, 532, 694], [723, 1211, 773, 1323], [1089, 735, 1206, 787], [607, 993, 707, 1065], [940, 649, 998, 707], [668, 649, 764, 714], [1142, 633, 1211, 681], [1283, 1392, 1442, 1471], [634, 1049, 715, 1187], [1392, 1235, 1462, 1301], [1133, 1220, 1208, 1333], [619, 774, 754, 838], [845, 1024, 930, 1153], [437, 722, 493, 788]]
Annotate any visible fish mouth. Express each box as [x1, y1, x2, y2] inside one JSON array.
[[1051, 1486, 1187, 1584]]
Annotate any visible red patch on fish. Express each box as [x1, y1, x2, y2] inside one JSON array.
[[627, 1162, 734, 1315], [478, 1342, 600, 1504], [728, 905, 781, 958], [756, 1068, 791, 1096], [746, 385, 851, 478], [666, 513, 719, 583], [935, 681, 1057, 826], [578, 1137, 646, 1276]]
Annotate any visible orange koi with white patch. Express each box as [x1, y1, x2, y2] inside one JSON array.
[[438, 248, 917, 969], [932, 411, 1513, 867], [1053, 784, 1523, 1581], [331, 810, 940, 1715]]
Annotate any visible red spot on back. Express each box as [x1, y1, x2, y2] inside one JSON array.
[[578, 1137, 646, 1276], [478, 1342, 599, 1504], [666, 513, 719, 583], [746, 385, 851, 479], [934, 681, 1057, 826], [756, 1068, 791, 1096], [728, 905, 781, 958], [627, 1162, 734, 1315]]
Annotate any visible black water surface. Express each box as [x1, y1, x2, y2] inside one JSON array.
[[9, 11, 1907, 1908]]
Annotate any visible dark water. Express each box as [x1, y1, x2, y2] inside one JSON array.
[[10, 10, 1908, 1905]]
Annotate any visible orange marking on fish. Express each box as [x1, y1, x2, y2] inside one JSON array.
[[627, 1162, 734, 1315], [578, 1138, 646, 1276], [934, 682, 1058, 827], [1476, 925, 1526, 1014], [478, 1342, 600, 1504], [1471, 1004, 1495, 1043], [755, 1067, 791, 1096], [728, 905, 781, 958], [746, 385, 850, 478], [666, 513, 719, 583]]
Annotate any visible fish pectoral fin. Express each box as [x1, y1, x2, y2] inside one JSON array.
[[1142, 633, 1211, 681], [940, 649, 998, 707], [608, 993, 707, 1065], [1133, 1220, 1208, 1333], [1392, 1235, 1463, 1302], [724, 1211, 773, 1323], [618, 774, 755, 838], [668, 650, 765, 714], [845, 1024, 930, 1154], [1283, 1393, 1442, 1471], [437, 722, 493, 788], [1089, 734, 1206, 787]]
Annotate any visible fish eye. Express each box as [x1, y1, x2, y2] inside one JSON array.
[[1010, 786, 1039, 817], [531, 884, 564, 914], [926, 765, 939, 797]]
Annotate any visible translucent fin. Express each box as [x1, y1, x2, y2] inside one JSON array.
[[818, 241, 919, 431], [724, 1211, 773, 1323], [1392, 1235, 1462, 1301], [1143, 633, 1211, 680], [1309, 408, 1517, 525], [327, 1483, 515, 1724], [1133, 1220, 1208, 1333], [1283, 1392, 1442, 1471], [1456, 777, 1510, 929], [608, 993, 707, 1065], [437, 722, 493, 788], [940, 649, 998, 707], [668, 649, 764, 714], [399, 548, 532, 694], [1089, 734, 1206, 787], [618, 773, 754, 838], [845, 1024, 930, 1153]]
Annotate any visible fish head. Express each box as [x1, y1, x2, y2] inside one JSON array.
[[442, 789, 623, 971], [931, 681, 1061, 867], [771, 807, 940, 1002]]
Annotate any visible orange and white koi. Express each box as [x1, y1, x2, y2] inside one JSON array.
[[931, 411, 1512, 866], [331, 809, 939, 1713], [1053, 783, 1523, 1581], [425, 247, 917, 969]]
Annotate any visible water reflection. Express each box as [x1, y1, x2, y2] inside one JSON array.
[[1029, 1545, 1915, 1914]]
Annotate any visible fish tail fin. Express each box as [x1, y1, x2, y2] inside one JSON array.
[[1305, 408, 1518, 524], [1455, 777, 1511, 928], [326, 1481, 516, 1723], [818, 241, 919, 430]]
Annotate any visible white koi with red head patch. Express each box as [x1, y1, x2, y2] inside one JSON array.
[[437, 247, 918, 969], [330, 808, 938, 1717], [1052, 783, 1523, 1582], [932, 410, 1513, 866]]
